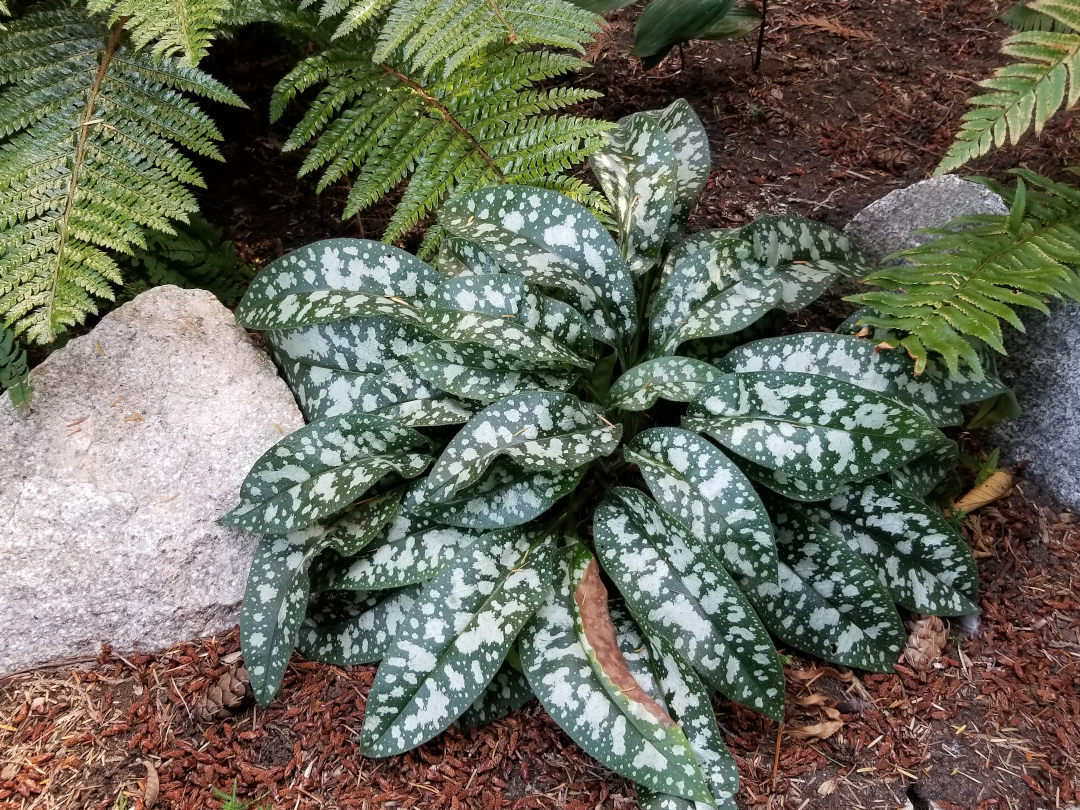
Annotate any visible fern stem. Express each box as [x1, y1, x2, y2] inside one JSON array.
[[43, 18, 127, 342], [380, 63, 506, 182], [484, 0, 518, 43]]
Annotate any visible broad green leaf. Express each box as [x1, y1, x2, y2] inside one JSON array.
[[355, 360, 474, 427], [441, 186, 637, 358], [608, 357, 724, 411], [407, 459, 587, 529], [436, 236, 503, 278], [594, 488, 784, 720], [297, 586, 421, 666], [425, 392, 621, 502], [457, 659, 534, 730], [677, 311, 786, 368], [424, 310, 589, 368], [591, 112, 678, 276], [239, 289, 424, 330], [411, 341, 577, 403], [886, 440, 960, 500], [718, 333, 965, 427], [632, 0, 736, 62], [361, 528, 556, 756], [659, 228, 738, 281], [685, 371, 946, 496], [642, 99, 711, 241], [626, 428, 777, 583], [269, 316, 428, 375], [800, 480, 979, 616], [271, 351, 373, 421], [222, 413, 429, 534], [651, 238, 781, 356], [238, 238, 441, 328], [519, 545, 713, 802], [742, 506, 904, 672]]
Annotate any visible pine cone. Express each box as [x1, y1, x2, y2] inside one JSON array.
[[763, 108, 791, 137], [902, 615, 948, 670], [193, 665, 252, 723], [874, 58, 910, 74], [871, 146, 913, 172]]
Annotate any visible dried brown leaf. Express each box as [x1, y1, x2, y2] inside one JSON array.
[[143, 760, 159, 809], [955, 471, 1015, 514], [786, 720, 844, 740], [790, 15, 873, 41]]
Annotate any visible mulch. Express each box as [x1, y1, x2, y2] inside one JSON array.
[[2, 483, 1077, 810]]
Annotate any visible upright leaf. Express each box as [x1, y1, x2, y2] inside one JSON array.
[[642, 99, 711, 240]]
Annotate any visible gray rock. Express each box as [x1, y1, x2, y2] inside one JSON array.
[[990, 303, 1080, 511], [0, 286, 304, 676], [843, 174, 1008, 263]]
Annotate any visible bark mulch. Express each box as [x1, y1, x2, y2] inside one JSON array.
[[1, 485, 1077, 810]]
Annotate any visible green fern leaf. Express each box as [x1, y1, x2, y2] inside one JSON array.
[[0, 7, 244, 343], [849, 171, 1080, 376], [273, 44, 611, 255], [86, 0, 231, 65], [937, 0, 1080, 173], [1003, 0, 1079, 32], [0, 324, 31, 411]]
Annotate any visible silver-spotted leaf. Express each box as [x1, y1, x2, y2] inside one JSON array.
[[297, 586, 421, 666], [269, 316, 428, 375], [355, 360, 474, 427], [593, 488, 784, 719], [424, 310, 589, 368], [519, 545, 713, 802], [361, 528, 556, 756], [642, 99, 711, 241], [608, 357, 724, 411], [437, 236, 503, 278], [625, 427, 777, 583], [411, 341, 577, 403], [743, 506, 904, 672], [457, 660, 534, 730], [272, 351, 372, 421], [440, 186, 637, 358], [886, 439, 960, 500], [425, 392, 621, 502]]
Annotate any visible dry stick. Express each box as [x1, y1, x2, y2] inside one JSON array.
[[753, 0, 769, 72]]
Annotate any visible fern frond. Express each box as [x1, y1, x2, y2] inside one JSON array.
[[87, 0, 230, 65], [274, 43, 611, 254], [1002, 0, 1078, 32], [0, 7, 244, 343], [849, 171, 1080, 376], [0, 324, 31, 411], [937, 0, 1080, 173]]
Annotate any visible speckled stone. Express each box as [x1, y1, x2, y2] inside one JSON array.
[[0, 286, 304, 676]]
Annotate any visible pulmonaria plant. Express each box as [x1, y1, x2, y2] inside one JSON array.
[[224, 100, 995, 807]]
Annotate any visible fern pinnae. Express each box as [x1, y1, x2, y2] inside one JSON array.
[[87, 0, 231, 65]]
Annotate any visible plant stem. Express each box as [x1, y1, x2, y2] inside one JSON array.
[[753, 0, 768, 72]]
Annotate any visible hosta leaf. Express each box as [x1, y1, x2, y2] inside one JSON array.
[[594, 488, 784, 720], [411, 341, 577, 403], [407, 460, 587, 529], [625, 428, 777, 583], [800, 480, 979, 616], [743, 505, 904, 672], [651, 238, 781, 356], [520, 545, 713, 802], [608, 357, 724, 411], [222, 413, 429, 534], [269, 316, 428, 375], [297, 586, 421, 666], [685, 371, 946, 496], [356, 360, 474, 427], [361, 528, 556, 756], [591, 112, 678, 276], [457, 659, 534, 730], [718, 333, 965, 427], [886, 440, 960, 500], [425, 392, 621, 502], [441, 186, 637, 358], [238, 238, 441, 328], [642, 99, 711, 241], [272, 351, 372, 421]]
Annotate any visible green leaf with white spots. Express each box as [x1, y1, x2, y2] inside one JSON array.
[[594, 488, 784, 720], [271, 350, 373, 421], [684, 371, 946, 494], [676, 311, 786, 368], [237, 238, 442, 328], [642, 99, 711, 241], [519, 545, 713, 802], [886, 439, 960, 500], [436, 236, 503, 278], [406, 459, 587, 530], [360, 528, 556, 756], [591, 112, 678, 276], [457, 659, 535, 730], [658, 229, 737, 282], [297, 586, 422, 666], [355, 360, 474, 427], [411, 342, 578, 403], [625, 428, 777, 583], [798, 480, 979, 616], [742, 505, 904, 672], [651, 238, 781, 356], [312, 514, 480, 591], [425, 392, 622, 503], [240, 290, 426, 331], [221, 413, 430, 535], [609, 357, 723, 411], [440, 186, 637, 358], [425, 309, 590, 368], [269, 316, 429, 375]]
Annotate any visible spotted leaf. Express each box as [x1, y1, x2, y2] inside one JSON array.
[[457, 659, 534, 730], [222, 413, 430, 534], [743, 506, 904, 672], [361, 528, 556, 756], [440, 186, 637, 358], [436, 236, 503, 278], [608, 357, 724, 411], [520, 546, 713, 802], [886, 440, 960, 500], [684, 371, 946, 499], [425, 392, 621, 503], [355, 360, 474, 427], [625, 428, 777, 583], [407, 459, 587, 529], [424, 310, 589, 369], [269, 316, 428, 375], [411, 341, 577, 403], [237, 238, 441, 329], [593, 488, 784, 720], [272, 351, 372, 421], [297, 586, 421, 666], [591, 112, 678, 276], [799, 480, 978, 616], [642, 99, 711, 241]]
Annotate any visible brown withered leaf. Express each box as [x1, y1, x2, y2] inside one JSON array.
[[786, 720, 844, 740], [143, 760, 159, 809], [817, 776, 840, 796], [791, 15, 874, 41], [954, 471, 1015, 514], [787, 666, 853, 684], [903, 615, 948, 670]]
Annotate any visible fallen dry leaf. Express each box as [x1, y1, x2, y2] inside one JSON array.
[[817, 776, 840, 796], [786, 720, 844, 740], [787, 666, 853, 684], [790, 15, 874, 41], [143, 760, 159, 809], [903, 615, 948, 670], [954, 470, 1015, 513]]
